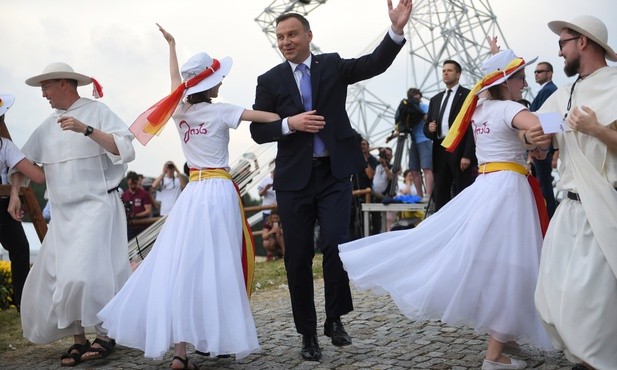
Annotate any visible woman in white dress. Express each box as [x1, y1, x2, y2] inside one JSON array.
[[339, 50, 553, 370], [98, 25, 289, 369]]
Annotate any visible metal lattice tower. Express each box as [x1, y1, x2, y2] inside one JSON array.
[[254, 0, 510, 146]]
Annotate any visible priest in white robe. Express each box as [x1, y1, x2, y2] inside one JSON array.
[[16, 62, 135, 366]]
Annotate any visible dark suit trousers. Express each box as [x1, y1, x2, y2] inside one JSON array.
[[276, 160, 354, 335], [532, 152, 556, 218], [433, 148, 475, 211], [0, 197, 30, 307]]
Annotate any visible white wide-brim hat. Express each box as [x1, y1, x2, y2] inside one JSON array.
[[548, 15, 617, 62], [181, 52, 233, 96], [0, 94, 15, 116], [477, 49, 537, 94], [25, 62, 93, 86]]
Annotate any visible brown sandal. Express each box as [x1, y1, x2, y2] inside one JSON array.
[[60, 340, 91, 367], [172, 355, 199, 370], [81, 337, 116, 361]]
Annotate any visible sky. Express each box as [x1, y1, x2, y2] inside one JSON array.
[[1, 0, 616, 179]]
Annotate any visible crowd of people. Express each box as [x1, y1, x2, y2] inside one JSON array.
[[1, 1, 615, 369]]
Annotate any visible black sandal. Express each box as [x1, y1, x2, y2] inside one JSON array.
[[60, 340, 91, 367], [81, 337, 116, 361], [172, 355, 199, 370]]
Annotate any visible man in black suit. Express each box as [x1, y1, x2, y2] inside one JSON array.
[[424, 60, 476, 211], [250, 0, 412, 361]]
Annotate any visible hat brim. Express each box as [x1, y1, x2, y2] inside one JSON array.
[[477, 56, 538, 94], [548, 20, 617, 62], [0, 94, 15, 116], [25, 71, 92, 87], [185, 57, 233, 96]]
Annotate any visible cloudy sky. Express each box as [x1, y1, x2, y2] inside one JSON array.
[[2, 0, 616, 178]]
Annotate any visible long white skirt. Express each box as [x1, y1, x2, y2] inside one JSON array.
[[339, 171, 553, 349], [99, 178, 259, 359]]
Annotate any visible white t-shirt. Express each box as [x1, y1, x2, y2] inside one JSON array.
[[471, 99, 527, 166], [257, 174, 276, 214], [173, 101, 244, 170], [1, 137, 26, 183]]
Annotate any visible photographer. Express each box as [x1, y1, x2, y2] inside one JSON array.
[[151, 160, 187, 215], [403, 88, 432, 199], [121, 171, 153, 240], [262, 211, 285, 261]]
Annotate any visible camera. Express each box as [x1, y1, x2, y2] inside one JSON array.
[[166, 163, 175, 170], [378, 148, 387, 159]]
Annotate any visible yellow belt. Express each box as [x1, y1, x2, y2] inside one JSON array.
[[478, 162, 528, 176], [189, 168, 231, 182]]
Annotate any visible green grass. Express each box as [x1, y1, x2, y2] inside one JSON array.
[[0, 253, 324, 352], [252, 253, 323, 291]]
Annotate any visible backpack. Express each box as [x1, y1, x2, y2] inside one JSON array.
[[394, 98, 424, 132]]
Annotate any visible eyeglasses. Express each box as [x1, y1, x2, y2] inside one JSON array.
[[41, 80, 61, 92], [534, 70, 549, 74], [558, 36, 580, 51]]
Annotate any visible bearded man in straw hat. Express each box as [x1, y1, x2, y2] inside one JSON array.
[[12, 62, 135, 366], [532, 15, 617, 370]]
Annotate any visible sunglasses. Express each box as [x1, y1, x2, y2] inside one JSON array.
[[558, 36, 580, 51], [534, 70, 549, 74]]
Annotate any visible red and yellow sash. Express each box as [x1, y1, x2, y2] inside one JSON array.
[[478, 162, 549, 237], [189, 168, 256, 297], [442, 58, 526, 152], [130, 59, 221, 145]]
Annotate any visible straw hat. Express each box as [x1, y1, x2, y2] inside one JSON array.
[[0, 94, 15, 116], [25, 62, 93, 86], [181, 52, 233, 96], [548, 15, 617, 62], [477, 50, 537, 94]]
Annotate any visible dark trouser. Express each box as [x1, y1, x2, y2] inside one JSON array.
[[0, 197, 30, 308], [433, 151, 476, 211], [276, 160, 354, 336], [532, 152, 556, 218]]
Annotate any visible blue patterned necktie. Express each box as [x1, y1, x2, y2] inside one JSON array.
[[297, 63, 325, 156]]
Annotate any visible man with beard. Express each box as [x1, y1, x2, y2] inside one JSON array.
[[533, 15, 617, 370]]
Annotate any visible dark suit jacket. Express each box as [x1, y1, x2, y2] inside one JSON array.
[[423, 87, 476, 171], [530, 81, 557, 112], [250, 34, 404, 191]]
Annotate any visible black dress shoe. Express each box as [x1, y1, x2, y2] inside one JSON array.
[[301, 334, 321, 361], [324, 318, 352, 346]]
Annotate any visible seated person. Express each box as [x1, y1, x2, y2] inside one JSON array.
[[121, 171, 153, 240], [262, 212, 285, 261]]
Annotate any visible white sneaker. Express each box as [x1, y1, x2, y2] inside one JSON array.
[[481, 358, 527, 369]]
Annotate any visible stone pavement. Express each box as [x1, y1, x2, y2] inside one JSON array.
[[1, 280, 574, 369]]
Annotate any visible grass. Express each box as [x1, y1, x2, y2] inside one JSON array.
[[0, 253, 324, 353], [252, 253, 323, 291]]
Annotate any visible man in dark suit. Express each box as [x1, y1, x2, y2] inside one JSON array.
[[424, 60, 476, 211], [250, 0, 412, 361], [530, 61, 558, 217]]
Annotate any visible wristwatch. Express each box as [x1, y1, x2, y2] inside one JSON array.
[[84, 125, 94, 136]]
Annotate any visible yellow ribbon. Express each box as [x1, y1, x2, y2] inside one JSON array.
[[478, 162, 528, 176]]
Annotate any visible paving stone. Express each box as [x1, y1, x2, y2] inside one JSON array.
[[1, 279, 575, 369]]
